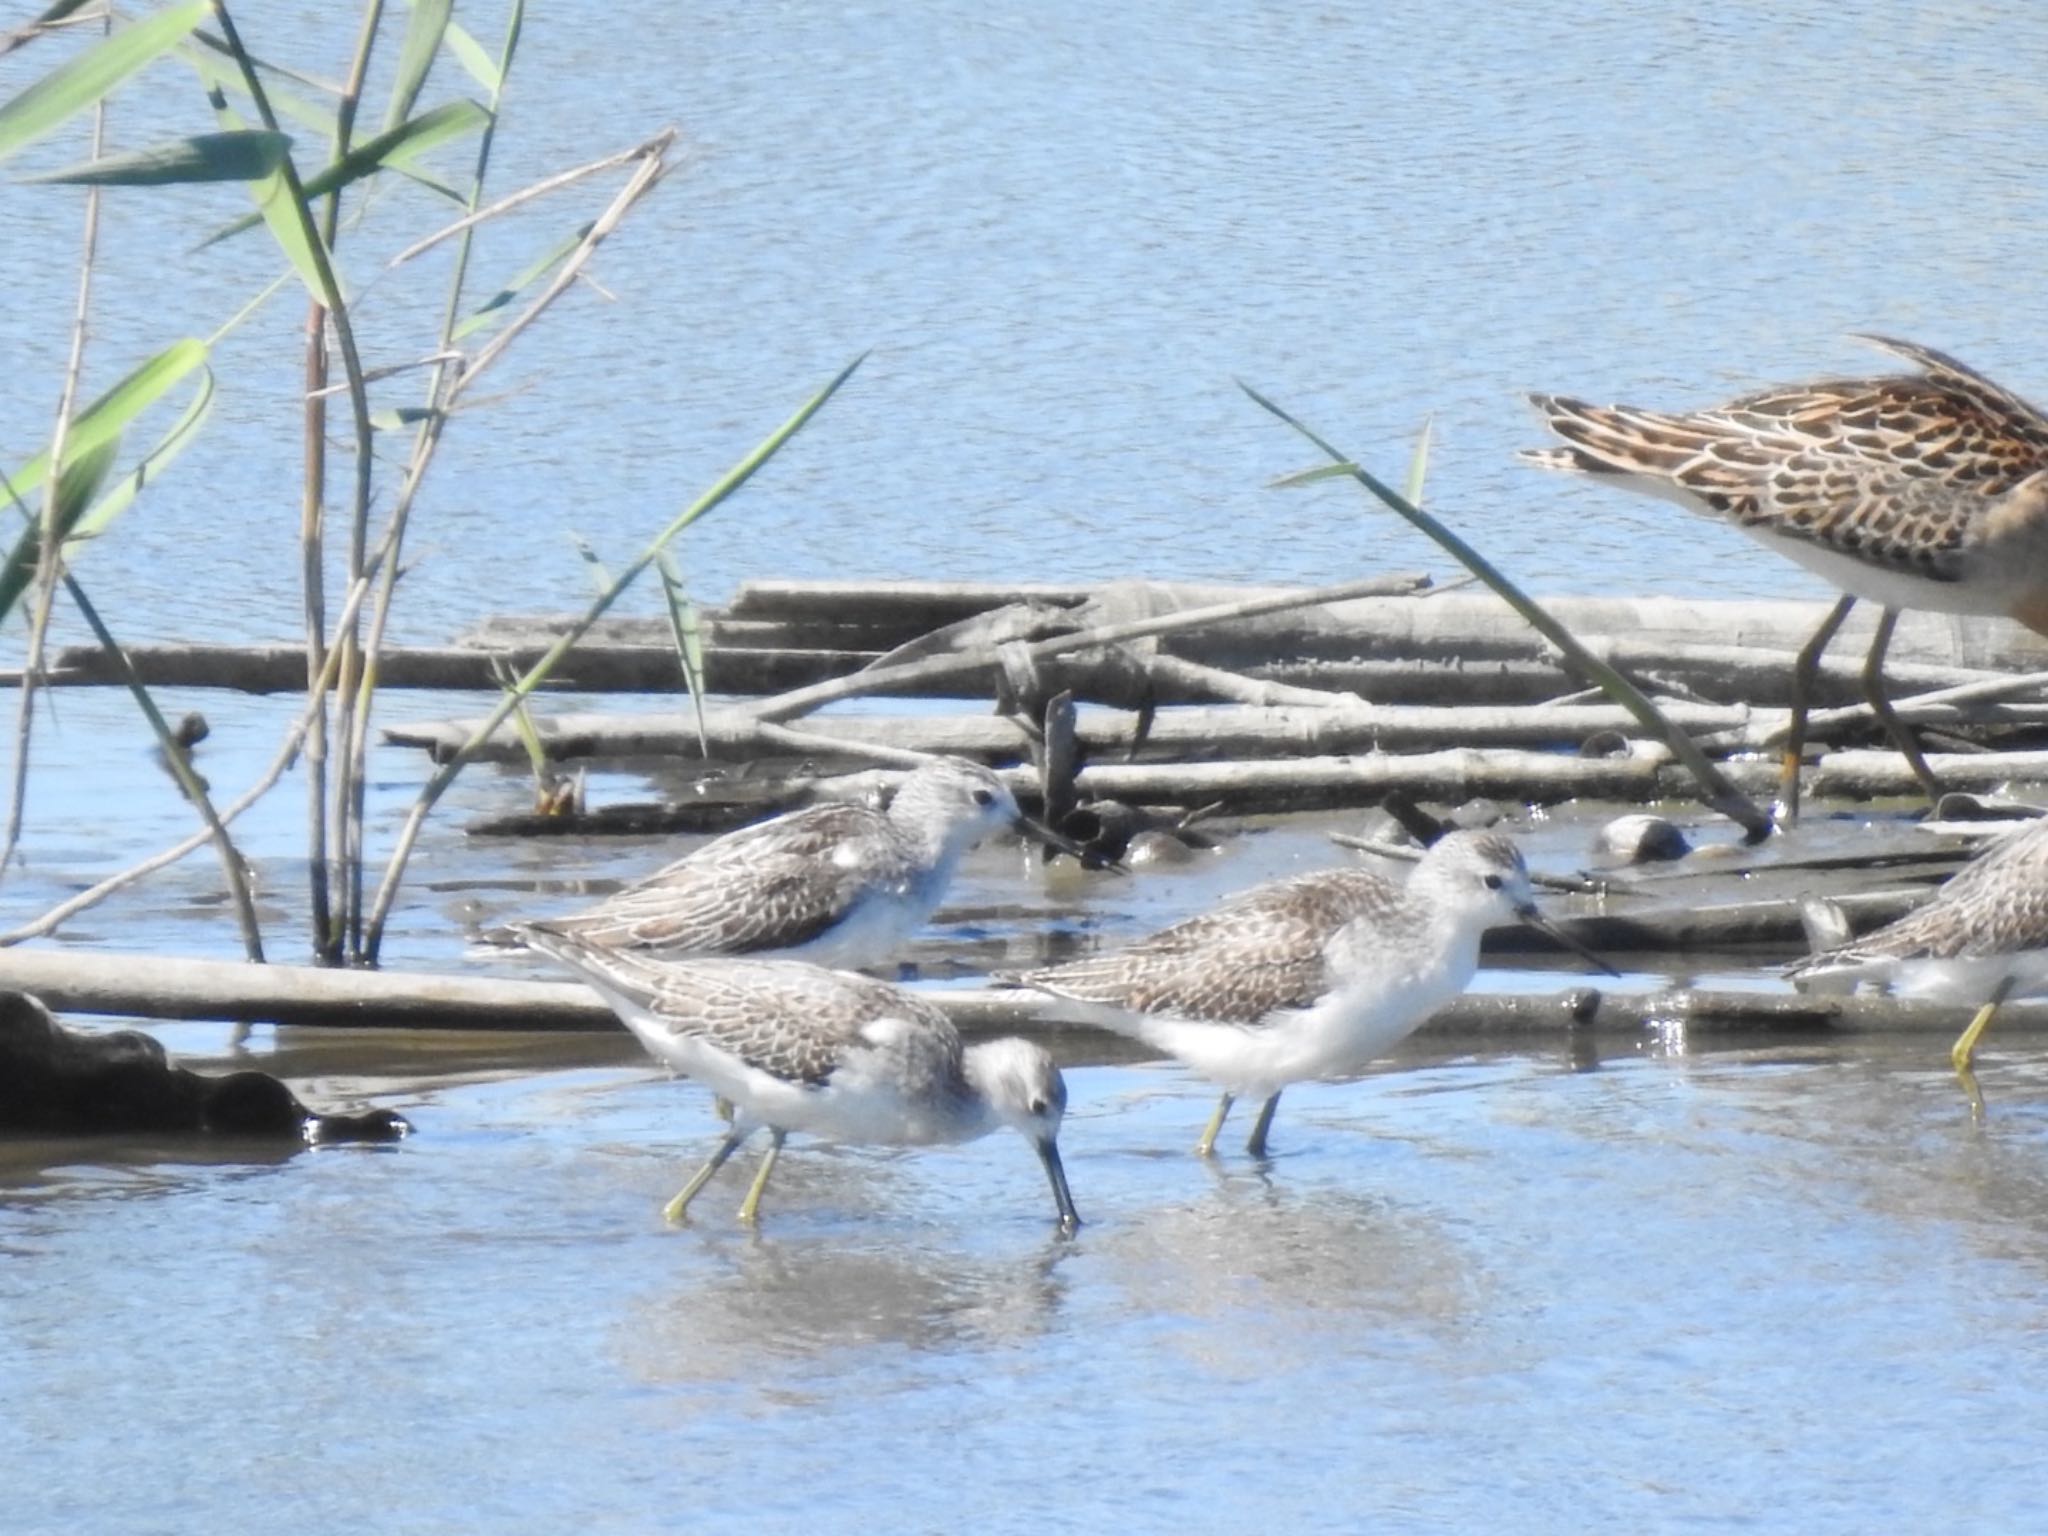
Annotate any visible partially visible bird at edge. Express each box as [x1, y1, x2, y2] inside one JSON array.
[[1787, 816, 2048, 1086], [1522, 336, 2048, 825]]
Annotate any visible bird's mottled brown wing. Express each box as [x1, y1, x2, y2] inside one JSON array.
[[1800, 821, 2048, 967], [1017, 868, 1397, 1023], [538, 802, 906, 956], [1849, 335, 2048, 456], [1527, 370, 2048, 583]]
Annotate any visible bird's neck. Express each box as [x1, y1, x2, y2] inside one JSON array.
[[952, 1045, 1014, 1141], [892, 803, 974, 874]]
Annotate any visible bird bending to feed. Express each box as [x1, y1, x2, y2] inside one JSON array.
[[1787, 817, 2048, 1078], [1521, 336, 2048, 824], [999, 829, 1612, 1157], [488, 756, 1088, 971], [514, 925, 1080, 1230]]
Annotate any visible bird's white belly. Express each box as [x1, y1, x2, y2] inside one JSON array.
[[1886, 949, 2048, 1005], [1150, 965, 1470, 1097], [1751, 530, 2015, 617], [779, 877, 939, 970]]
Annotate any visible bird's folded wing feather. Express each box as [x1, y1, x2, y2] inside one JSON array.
[[550, 804, 899, 954]]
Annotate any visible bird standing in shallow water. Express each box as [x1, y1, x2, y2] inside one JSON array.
[[1787, 817, 2048, 1084], [490, 756, 1080, 970], [515, 925, 1080, 1230], [1522, 337, 2048, 824], [1000, 830, 1609, 1158]]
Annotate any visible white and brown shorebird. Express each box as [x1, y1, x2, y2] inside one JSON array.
[[999, 829, 1610, 1157], [1522, 337, 2048, 823], [488, 757, 1084, 970], [1788, 817, 2048, 1077], [515, 925, 1080, 1229]]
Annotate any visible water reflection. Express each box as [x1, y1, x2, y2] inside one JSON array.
[[624, 1224, 1074, 1390], [1091, 1179, 1484, 1377]]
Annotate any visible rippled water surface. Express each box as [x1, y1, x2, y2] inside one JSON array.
[[9, 1032, 2048, 1533], [8, 1, 2048, 1530], [5, 1, 2048, 641]]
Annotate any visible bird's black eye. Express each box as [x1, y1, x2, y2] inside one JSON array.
[[1483, 873, 1504, 890], [1029, 1097, 1048, 1116], [972, 788, 997, 807]]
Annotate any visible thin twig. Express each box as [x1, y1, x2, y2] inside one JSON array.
[[0, 4, 110, 58], [457, 140, 672, 390], [385, 131, 677, 268], [304, 350, 463, 396]]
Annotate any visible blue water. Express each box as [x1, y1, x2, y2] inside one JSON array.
[[8, 2, 2048, 1531], [4, 1, 2047, 645], [8, 1039, 2048, 1534]]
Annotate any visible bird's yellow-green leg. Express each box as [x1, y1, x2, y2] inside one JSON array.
[[1957, 1060, 1987, 1125], [736, 1128, 787, 1224], [1952, 978, 2015, 1077], [1195, 1093, 1236, 1157], [713, 1096, 736, 1124], [1244, 1092, 1283, 1158], [1778, 593, 1857, 827], [663, 1128, 748, 1223], [1861, 607, 1944, 805]]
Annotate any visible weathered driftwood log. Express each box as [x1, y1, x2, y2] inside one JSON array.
[[383, 700, 1765, 765], [719, 581, 2048, 672], [1064, 748, 2048, 811], [18, 642, 862, 696], [1486, 887, 1923, 955], [385, 692, 2048, 770], [382, 710, 2048, 807], [24, 589, 2048, 713], [3, 947, 2040, 1042], [0, 950, 617, 1030], [745, 573, 1436, 722]]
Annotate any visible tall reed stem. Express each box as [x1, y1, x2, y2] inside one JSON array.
[[210, 0, 380, 960], [3, 22, 106, 876]]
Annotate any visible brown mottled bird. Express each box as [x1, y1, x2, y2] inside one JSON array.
[[1522, 337, 2048, 822], [1788, 817, 2048, 1077]]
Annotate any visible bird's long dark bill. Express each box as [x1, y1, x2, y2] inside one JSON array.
[[1518, 906, 1620, 978], [1037, 1136, 1082, 1232], [1017, 812, 1120, 872]]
